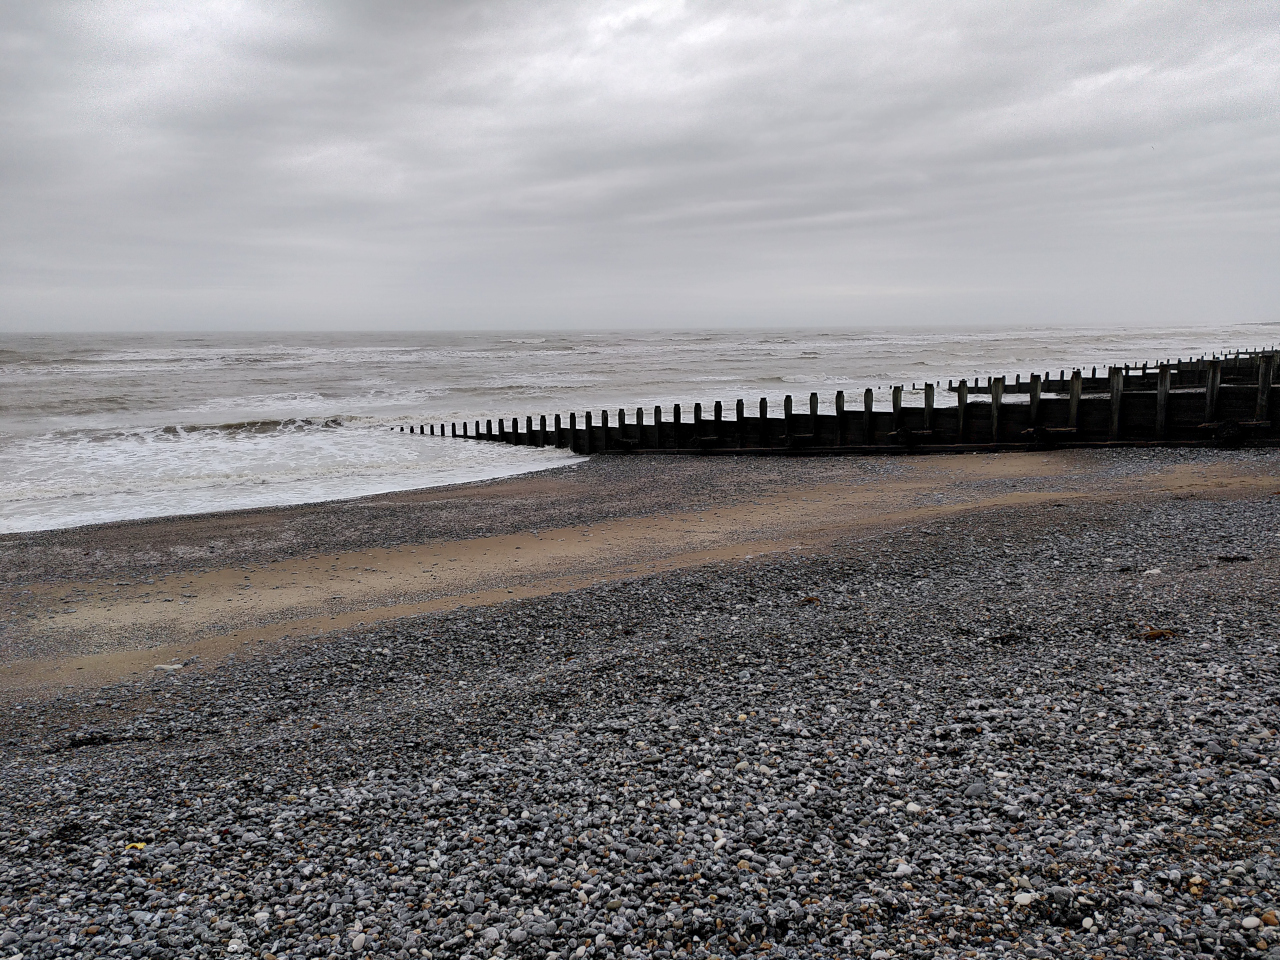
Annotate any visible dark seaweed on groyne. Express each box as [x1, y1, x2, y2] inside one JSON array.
[[401, 350, 1279, 454]]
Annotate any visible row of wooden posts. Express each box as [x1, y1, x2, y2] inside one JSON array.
[[398, 351, 1278, 454]]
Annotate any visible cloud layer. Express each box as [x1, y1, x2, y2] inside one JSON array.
[[2, 1, 1277, 330]]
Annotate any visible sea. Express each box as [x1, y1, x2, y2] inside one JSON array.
[[2, 324, 1276, 534]]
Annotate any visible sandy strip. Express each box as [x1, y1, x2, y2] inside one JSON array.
[[2, 449, 1276, 695]]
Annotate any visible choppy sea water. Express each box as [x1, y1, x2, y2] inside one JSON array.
[[2, 324, 1275, 533]]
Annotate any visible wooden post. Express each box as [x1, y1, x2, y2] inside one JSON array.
[[956, 380, 967, 441], [654, 405, 663, 448], [1257, 354, 1274, 420], [783, 395, 792, 438], [1068, 371, 1081, 429], [568, 412, 577, 452], [1028, 374, 1041, 426], [527, 416, 534, 445], [486, 419, 493, 440], [809, 391, 818, 422], [585, 411, 593, 454], [1109, 367, 1123, 440], [863, 388, 874, 444], [673, 404, 681, 450], [694, 402, 702, 426], [759, 397, 768, 448], [714, 400, 722, 424], [835, 390, 845, 445], [991, 376, 1004, 443], [1205, 358, 1222, 421], [892, 385, 902, 435], [1156, 364, 1170, 439], [599, 410, 608, 452], [452, 423, 457, 438], [736, 398, 744, 447], [553, 414, 562, 448]]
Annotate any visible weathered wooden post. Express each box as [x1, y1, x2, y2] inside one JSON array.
[[693, 403, 702, 428], [809, 391, 818, 423], [598, 410, 608, 453], [1068, 371, 1081, 429], [440, 423, 445, 437], [736, 398, 745, 447], [783, 395, 792, 439], [1156, 364, 1171, 439], [586, 411, 595, 454], [924, 382, 934, 432], [1028, 374, 1041, 426], [452, 423, 457, 438], [956, 380, 967, 441], [863, 388, 875, 444], [759, 397, 768, 448], [554, 414, 562, 448], [1205, 358, 1222, 422], [892, 385, 902, 436], [654, 405, 663, 449], [673, 404, 681, 450], [835, 390, 845, 445], [486, 419, 493, 440], [1109, 367, 1123, 441], [991, 377, 1004, 443], [526, 416, 534, 445], [568, 412, 577, 452], [1257, 354, 1274, 421]]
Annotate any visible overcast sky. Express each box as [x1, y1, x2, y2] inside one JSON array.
[[1, 1, 1276, 332]]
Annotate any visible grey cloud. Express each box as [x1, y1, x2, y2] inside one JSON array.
[[1, 1, 1276, 330]]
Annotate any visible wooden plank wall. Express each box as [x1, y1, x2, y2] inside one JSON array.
[[397, 350, 1279, 454]]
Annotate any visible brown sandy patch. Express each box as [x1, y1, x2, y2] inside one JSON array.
[[3, 450, 1276, 695]]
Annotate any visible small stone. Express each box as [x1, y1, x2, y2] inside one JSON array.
[[1014, 893, 1035, 906], [352, 932, 366, 951], [668, 798, 681, 810], [1082, 917, 1094, 930], [963, 781, 987, 798], [1262, 910, 1278, 926], [906, 802, 922, 814], [1243, 917, 1262, 930], [1205, 741, 1224, 755]]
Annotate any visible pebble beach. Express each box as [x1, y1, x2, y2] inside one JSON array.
[[2, 450, 1280, 960]]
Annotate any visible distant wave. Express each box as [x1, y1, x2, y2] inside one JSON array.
[[161, 417, 345, 436]]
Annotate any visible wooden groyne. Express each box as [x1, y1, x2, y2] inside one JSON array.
[[399, 350, 1278, 455]]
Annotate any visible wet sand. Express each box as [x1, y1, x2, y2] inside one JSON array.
[[2, 448, 1276, 695]]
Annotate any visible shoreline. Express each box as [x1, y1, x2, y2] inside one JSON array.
[[3, 447, 1277, 696]]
